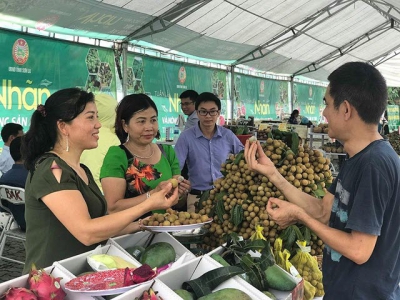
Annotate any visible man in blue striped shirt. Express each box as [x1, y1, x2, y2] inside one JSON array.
[[175, 92, 243, 212]]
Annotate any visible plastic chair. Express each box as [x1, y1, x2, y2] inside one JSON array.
[[0, 184, 26, 265]]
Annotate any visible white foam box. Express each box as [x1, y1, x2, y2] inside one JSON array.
[[107, 231, 196, 267], [206, 246, 304, 300], [112, 279, 182, 300], [0, 265, 96, 300], [52, 244, 141, 280], [157, 255, 269, 300]]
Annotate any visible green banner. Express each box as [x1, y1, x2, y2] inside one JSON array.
[[293, 83, 326, 122], [387, 105, 400, 132], [126, 55, 227, 138], [0, 29, 116, 148], [234, 74, 289, 120]]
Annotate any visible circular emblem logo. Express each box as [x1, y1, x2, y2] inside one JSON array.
[[178, 66, 186, 84], [12, 39, 29, 65], [260, 80, 265, 94]]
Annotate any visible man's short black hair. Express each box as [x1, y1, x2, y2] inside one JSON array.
[[1, 123, 23, 142], [179, 90, 199, 101], [328, 62, 387, 124], [10, 136, 22, 162], [195, 92, 221, 110]]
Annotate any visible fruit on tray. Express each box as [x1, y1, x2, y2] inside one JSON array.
[[89, 254, 137, 269], [140, 242, 176, 268], [142, 208, 210, 226]]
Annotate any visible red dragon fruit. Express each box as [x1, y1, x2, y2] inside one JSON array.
[[28, 265, 66, 300], [0, 287, 38, 300]]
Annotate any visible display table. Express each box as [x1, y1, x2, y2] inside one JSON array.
[[308, 132, 330, 148]]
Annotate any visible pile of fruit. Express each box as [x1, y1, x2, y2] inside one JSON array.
[[1, 265, 66, 300], [142, 209, 210, 226], [387, 131, 400, 155], [312, 123, 329, 133], [321, 142, 345, 153], [197, 137, 332, 251]]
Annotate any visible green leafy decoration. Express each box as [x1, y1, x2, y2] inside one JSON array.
[[240, 254, 267, 291], [196, 190, 210, 211], [233, 151, 244, 165], [312, 185, 326, 198], [215, 200, 225, 224], [300, 225, 312, 245], [230, 205, 244, 227], [279, 226, 297, 252], [182, 266, 244, 298]]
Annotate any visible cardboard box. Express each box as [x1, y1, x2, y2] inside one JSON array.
[[157, 255, 269, 300], [0, 265, 97, 300], [206, 246, 304, 300], [108, 231, 196, 268], [112, 279, 182, 300]]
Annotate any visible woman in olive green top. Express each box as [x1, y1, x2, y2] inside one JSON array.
[[21, 88, 178, 274]]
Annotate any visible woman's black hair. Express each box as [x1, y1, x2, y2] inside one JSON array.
[[22, 88, 94, 171], [115, 94, 159, 143], [290, 109, 299, 118]]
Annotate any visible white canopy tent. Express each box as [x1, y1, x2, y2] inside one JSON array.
[[1, 0, 400, 85]]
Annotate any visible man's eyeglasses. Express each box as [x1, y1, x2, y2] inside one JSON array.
[[198, 110, 220, 116], [180, 102, 194, 107]]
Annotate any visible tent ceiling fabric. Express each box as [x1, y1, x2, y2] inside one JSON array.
[[2, 0, 400, 85]]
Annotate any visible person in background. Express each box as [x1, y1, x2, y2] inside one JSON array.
[[245, 62, 400, 299], [288, 109, 299, 124], [21, 88, 178, 273], [0, 136, 29, 230], [299, 116, 313, 127], [179, 90, 199, 130], [175, 92, 244, 212], [100, 94, 190, 216], [0, 123, 23, 175], [81, 94, 120, 191]]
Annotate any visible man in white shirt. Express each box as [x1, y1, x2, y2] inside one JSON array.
[[179, 90, 199, 130], [0, 123, 23, 175]]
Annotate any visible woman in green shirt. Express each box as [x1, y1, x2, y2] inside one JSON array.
[[21, 88, 178, 273], [100, 94, 190, 216]]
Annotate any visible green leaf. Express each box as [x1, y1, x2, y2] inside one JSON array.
[[292, 224, 304, 241], [233, 151, 244, 165], [280, 226, 297, 252], [239, 254, 267, 291], [230, 205, 244, 227], [290, 132, 299, 154], [197, 190, 210, 210], [215, 199, 225, 224], [182, 266, 245, 298], [312, 186, 326, 198], [215, 191, 227, 201], [300, 226, 311, 245]]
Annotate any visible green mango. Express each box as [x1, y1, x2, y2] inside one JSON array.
[[197, 288, 251, 300], [265, 264, 297, 291], [174, 289, 195, 300], [140, 242, 176, 268]]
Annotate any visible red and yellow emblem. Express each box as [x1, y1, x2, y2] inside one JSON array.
[[178, 66, 186, 84], [12, 39, 29, 65]]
